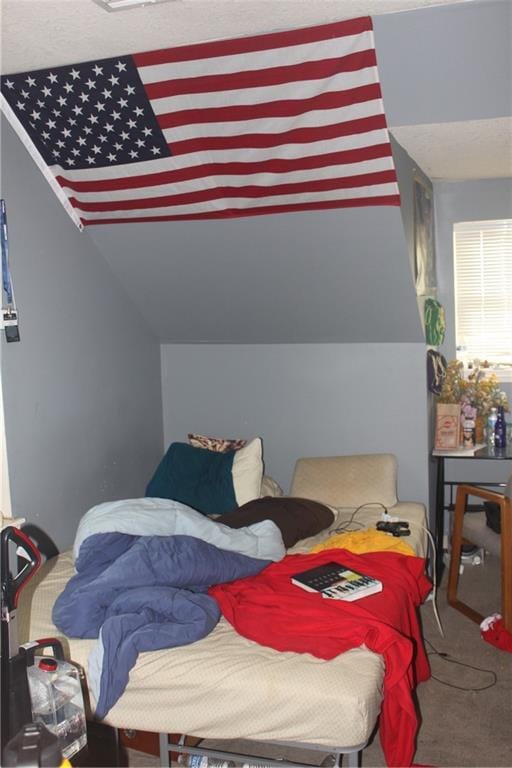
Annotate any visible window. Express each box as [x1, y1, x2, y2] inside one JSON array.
[[453, 219, 512, 377]]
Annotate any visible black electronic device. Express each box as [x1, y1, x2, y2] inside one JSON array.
[[376, 520, 411, 537]]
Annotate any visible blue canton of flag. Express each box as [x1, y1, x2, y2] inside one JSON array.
[[1, 55, 170, 171]]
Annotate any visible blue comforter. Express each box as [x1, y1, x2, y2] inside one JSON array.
[[53, 532, 270, 718]]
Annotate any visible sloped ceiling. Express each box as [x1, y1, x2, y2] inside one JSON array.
[[1, 0, 510, 343]]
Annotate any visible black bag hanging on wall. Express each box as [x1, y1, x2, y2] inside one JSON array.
[[427, 350, 447, 395]]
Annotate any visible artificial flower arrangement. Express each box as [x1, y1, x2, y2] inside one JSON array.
[[438, 360, 509, 417]]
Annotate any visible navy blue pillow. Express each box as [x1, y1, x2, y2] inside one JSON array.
[[145, 442, 237, 516]]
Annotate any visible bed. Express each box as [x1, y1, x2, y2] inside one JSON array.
[[18, 452, 429, 768]]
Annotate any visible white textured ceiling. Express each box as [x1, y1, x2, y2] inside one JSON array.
[[0, 0, 509, 180], [391, 117, 512, 181], [1, 0, 475, 74]]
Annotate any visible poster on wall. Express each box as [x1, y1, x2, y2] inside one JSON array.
[[414, 176, 437, 296]]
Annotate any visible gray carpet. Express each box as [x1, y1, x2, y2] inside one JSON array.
[[127, 555, 511, 767]]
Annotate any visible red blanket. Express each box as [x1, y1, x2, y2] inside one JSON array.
[[210, 549, 431, 767]]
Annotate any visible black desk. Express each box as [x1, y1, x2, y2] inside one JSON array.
[[432, 443, 512, 585]]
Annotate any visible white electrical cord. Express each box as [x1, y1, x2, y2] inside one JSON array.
[[338, 505, 444, 637]]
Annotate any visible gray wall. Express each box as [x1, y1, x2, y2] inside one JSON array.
[[375, 0, 510, 126], [160, 342, 429, 506], [434, 177, 512, 488], [0, 119, 164, 552], [91, 205, 423, 344]]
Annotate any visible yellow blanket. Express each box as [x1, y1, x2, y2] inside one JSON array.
[[309, 528, 415, 557]]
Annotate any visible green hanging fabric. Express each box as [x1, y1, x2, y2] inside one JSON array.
[[424, 298, 446, 346]]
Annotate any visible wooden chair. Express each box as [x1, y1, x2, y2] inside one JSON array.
[[447, 474, 512, 632]]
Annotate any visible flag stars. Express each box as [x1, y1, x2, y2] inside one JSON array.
[[3, 55, 169, 171]]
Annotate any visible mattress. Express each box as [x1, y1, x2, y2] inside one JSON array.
[[18, 544, 384, 749]]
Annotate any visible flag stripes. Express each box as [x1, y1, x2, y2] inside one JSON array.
[[56, 142, 394, 194], [81, 195, 399, 227]]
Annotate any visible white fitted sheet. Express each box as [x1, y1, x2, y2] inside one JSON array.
[[19, 547, 384, 749]]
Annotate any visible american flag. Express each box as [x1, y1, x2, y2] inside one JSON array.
[[0, 16, 399, 228]]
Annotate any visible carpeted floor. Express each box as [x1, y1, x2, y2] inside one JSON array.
[[126, 555, 511, 767]]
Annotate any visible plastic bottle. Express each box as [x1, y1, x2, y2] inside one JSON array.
[[27, 657, 87, 760], [487, 407, 498, 447], [494, 406, 507, 449]]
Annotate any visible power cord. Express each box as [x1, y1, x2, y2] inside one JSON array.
[[334, 502, 389, 533], [425, 638, 497, 691], [336, 505, 444, 637]]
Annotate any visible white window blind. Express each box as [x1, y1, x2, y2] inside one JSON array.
[[453, 219, 512, 366]]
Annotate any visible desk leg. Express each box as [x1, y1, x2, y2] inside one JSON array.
[[435, 456, 445, 586]]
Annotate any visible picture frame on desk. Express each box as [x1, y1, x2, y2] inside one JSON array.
[[434, 403, 461, 450]]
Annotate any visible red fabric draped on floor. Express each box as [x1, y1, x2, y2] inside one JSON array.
[[210, 549, 431, 767]]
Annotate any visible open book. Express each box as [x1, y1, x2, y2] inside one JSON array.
[[291, 560, 382, 602]]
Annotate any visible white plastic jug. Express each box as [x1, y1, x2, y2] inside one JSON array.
[[27, 657, 87, 760]]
